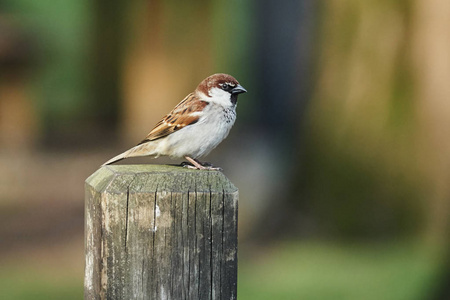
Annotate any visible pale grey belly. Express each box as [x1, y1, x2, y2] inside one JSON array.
[[163, 108, 236, 158]]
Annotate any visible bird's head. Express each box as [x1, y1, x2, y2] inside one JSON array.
[[195, 73, 247, 106]]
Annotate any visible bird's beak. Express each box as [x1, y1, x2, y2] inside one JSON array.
[[231, 84, 247, 95]]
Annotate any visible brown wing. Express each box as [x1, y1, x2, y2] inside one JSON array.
[[138, 93, 208, 145]]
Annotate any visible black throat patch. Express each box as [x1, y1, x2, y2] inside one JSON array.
[[230, 94, 238, 105]]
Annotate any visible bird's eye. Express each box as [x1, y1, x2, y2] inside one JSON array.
[[221, 83, 230, 90]]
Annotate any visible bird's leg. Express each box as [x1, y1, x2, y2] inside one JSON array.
[[183, 156, 222, 171], [183, 156, 208, 170]]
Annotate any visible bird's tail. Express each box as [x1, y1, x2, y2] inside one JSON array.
[[102, 150, 129, 166], [102, 142, 157, 166]]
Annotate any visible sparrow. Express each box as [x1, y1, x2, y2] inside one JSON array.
[[102, 73, 247, 170]]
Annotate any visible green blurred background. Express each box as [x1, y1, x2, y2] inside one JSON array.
[[1, 0, 450, 299]]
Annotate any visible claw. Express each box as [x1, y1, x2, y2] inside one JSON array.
[[183, 164, 201, 170], [205, 165, 223, 171], [181, 157, 223, 171], [180, 161, 191, 168]]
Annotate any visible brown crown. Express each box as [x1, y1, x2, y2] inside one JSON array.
[[195, 73, 240, 96]]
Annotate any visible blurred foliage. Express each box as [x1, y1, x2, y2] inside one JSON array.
[[239, 241, 442, 300], [4, 0, 93, 127], [295, 0, 430, 238], [0, 267, 82, 300], [302, 139, 425, 237]]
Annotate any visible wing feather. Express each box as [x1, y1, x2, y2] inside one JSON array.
[[138, 93, 208, 145]]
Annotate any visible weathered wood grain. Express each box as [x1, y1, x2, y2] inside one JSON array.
[[85, 165, 238, 300]]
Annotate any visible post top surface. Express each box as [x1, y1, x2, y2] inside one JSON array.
[[86, 164, 237, 194]]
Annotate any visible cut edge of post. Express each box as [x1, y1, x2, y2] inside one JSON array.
[[86, 164, 238, 194]]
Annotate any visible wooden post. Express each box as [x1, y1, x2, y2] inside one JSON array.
[[84, 165, 238, 300]]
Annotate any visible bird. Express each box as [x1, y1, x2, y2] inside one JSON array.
[[102, 73, 247, 170]]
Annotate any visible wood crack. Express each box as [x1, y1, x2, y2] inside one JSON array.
[[221, 188, 225, 300], [124, 187, 130, 250], [209, 188, 213, 300], [151, 184, 158, 299]]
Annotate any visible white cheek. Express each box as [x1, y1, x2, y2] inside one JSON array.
[[204, 87, 232, 107]]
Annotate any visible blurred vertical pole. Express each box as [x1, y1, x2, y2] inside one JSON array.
[[250, 0, 316, 236], [412, 1, 450, 298], [254, 0, 313, 145], [121, 0, 214, 144], [303, 0, 430, 237], [91, 0, 128, 127], [0, 16, 39, 150], [413, 0, 450, 242]]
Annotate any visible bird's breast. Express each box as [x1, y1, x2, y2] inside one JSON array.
[[161, 104, 236, 158], [222, 107, 236, 124], [197, 105, 236, 146]]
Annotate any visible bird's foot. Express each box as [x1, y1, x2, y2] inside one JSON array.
[[200, 161, 223, 171], [205, 165, 223, 171], [181, 160, 222, 171], [180, 161, 197, 169]]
